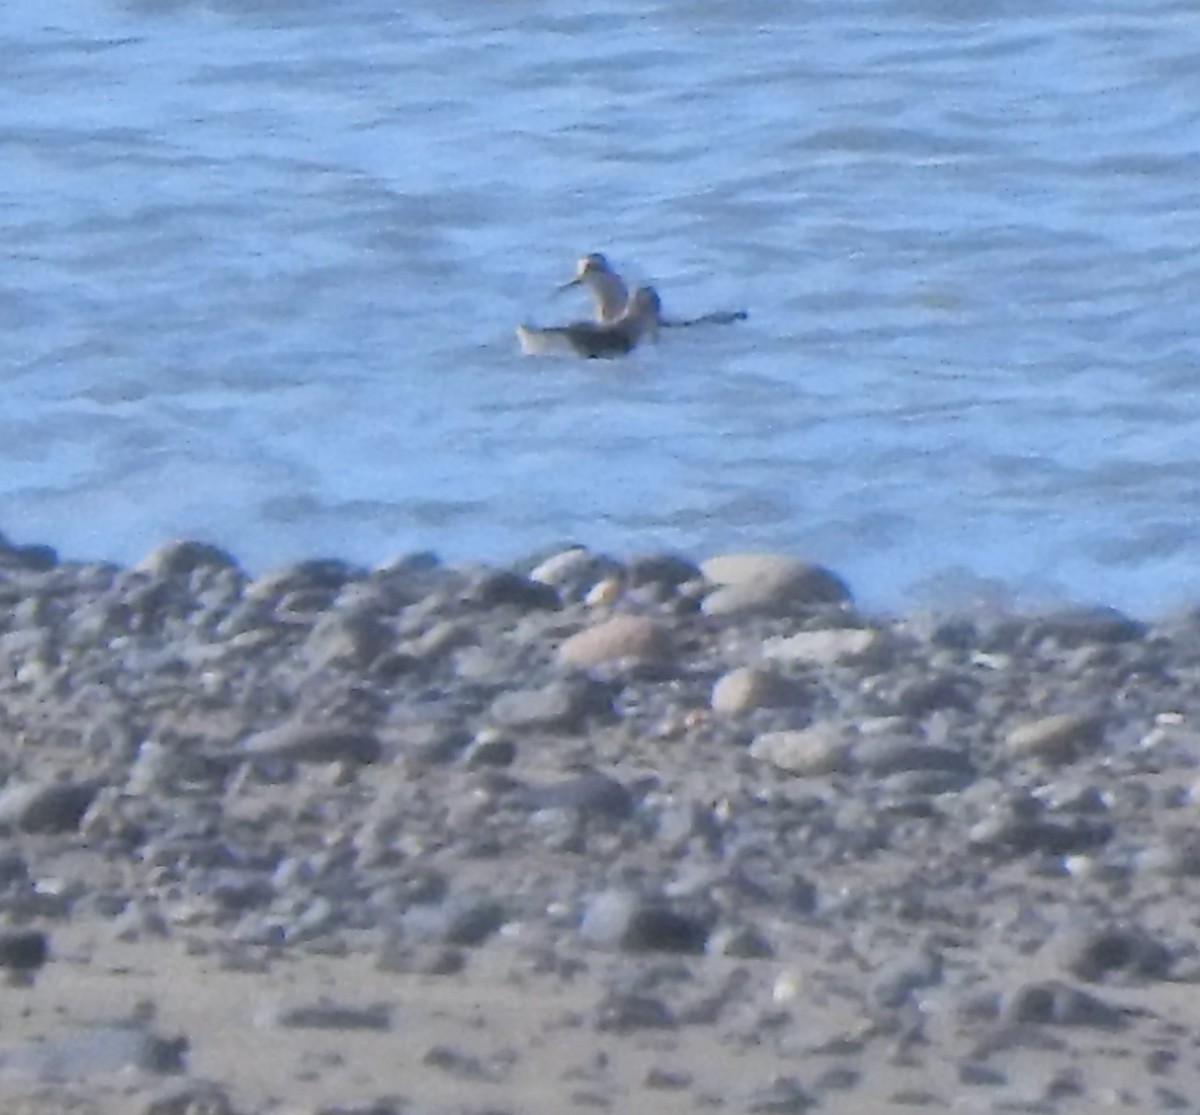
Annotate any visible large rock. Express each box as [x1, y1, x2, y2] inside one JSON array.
[[529, 548, 622, 601], [699, 553, 850, 617], [135, 539, 239, 579]]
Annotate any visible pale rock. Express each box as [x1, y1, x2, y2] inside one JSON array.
[[699, 553, 850, 617], [749, 726, 850, 776], [711, 667, 801, 714], [762, 628, 881, 666], [1007, 713, 1103, 763]]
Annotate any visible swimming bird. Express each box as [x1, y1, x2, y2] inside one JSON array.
[[517, 286, 662, 358], [559, 252, 747, 329]]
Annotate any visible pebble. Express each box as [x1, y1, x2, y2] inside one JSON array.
[[1000, 979, 1129, 1028], [271, 1000, 392, 1031], [741, 1075, 816, 1113], [1007, 713, 1104, 763], [0, 779, 100, 834], [579, 890, 710, 954], [711, 667, 803, 714], [240, 723, 382, 765], [1052, 924, 1173, 983]]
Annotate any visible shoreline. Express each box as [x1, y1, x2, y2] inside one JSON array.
[[0, 534, 1196, 1112]]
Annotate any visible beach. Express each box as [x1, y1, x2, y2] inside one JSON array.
[[0, 535, 1196, 1113]]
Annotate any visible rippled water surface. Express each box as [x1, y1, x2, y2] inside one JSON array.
[[5, 0, 1200, 612]]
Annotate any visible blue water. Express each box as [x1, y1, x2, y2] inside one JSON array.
[[4, 0, 1200, 613]]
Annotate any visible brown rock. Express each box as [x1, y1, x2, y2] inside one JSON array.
[[558, 615, 670, 668]]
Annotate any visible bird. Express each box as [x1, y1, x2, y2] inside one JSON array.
[[558, 252, 747, 329], [517, 286, 662, 358], [557, 253, 630, 325]]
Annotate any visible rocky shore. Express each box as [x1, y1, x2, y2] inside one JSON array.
[[0, 533, 1199, 1113]]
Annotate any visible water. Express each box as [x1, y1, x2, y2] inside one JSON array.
[[4, 0, 1200, 614]]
